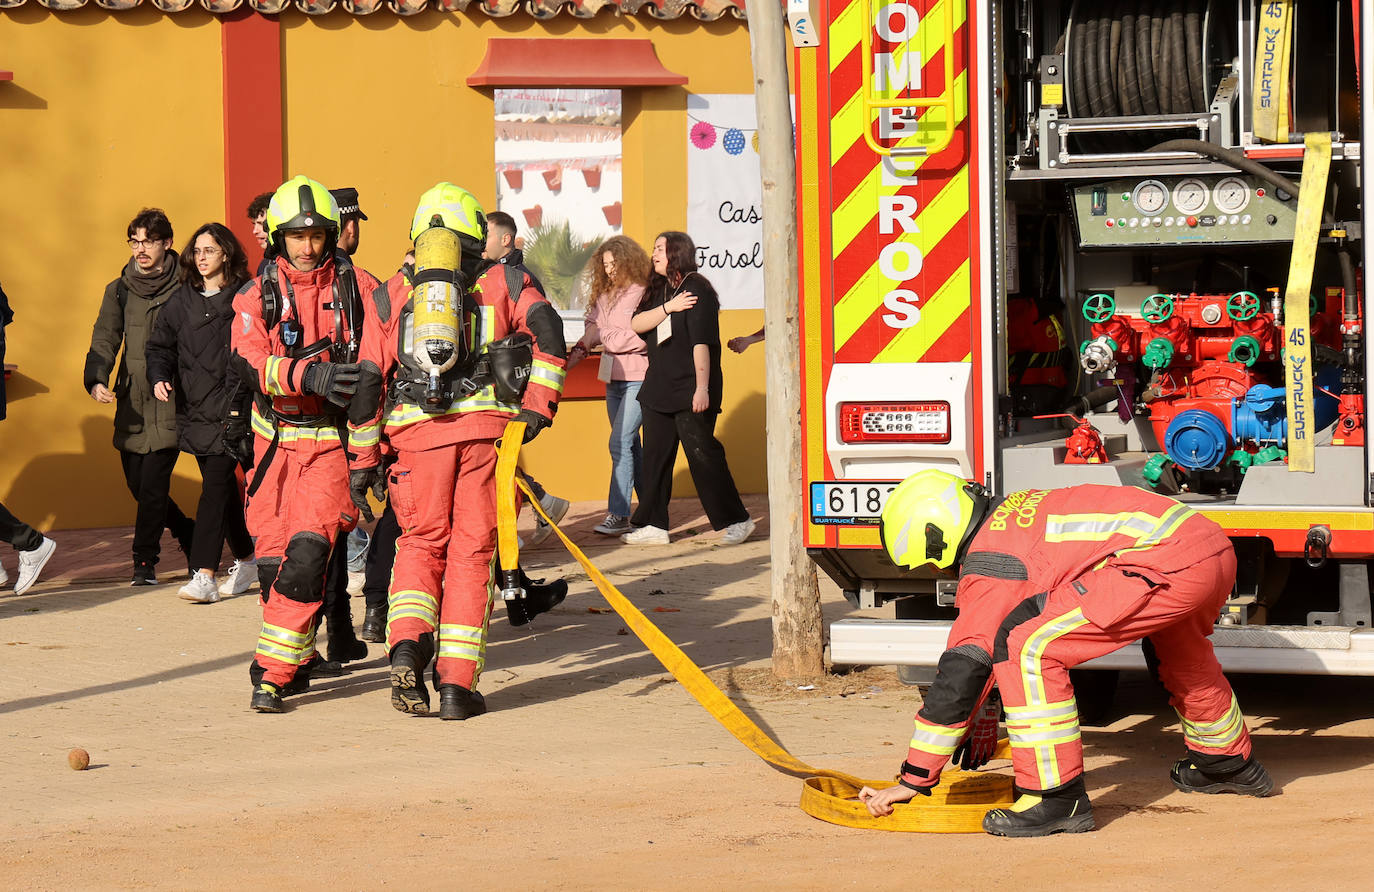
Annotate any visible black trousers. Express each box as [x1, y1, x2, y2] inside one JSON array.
[[119, 448, 194, 565], [630, 406, 748, 532], [0, 500, 42, 552], [322, 534, 353, 632], [189, 453, 254, 572], [362, 502, 400, 612]]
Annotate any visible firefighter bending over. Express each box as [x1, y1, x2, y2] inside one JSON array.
[[348, 183, 567, 720], [231, 176, 382, 714], [860, 471, 1272, 836]]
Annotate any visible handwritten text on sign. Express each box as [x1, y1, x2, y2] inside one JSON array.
[[687, 94, 767, 310]]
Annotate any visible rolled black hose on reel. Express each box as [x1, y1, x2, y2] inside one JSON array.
[[1061, 0, 1235, 151]]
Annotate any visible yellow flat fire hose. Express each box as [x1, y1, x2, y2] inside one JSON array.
[[1283, 132, 1333, 473], [495, 423, 1013, 832]]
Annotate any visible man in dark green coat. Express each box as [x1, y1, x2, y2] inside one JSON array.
[[84, 208, 194, 585]]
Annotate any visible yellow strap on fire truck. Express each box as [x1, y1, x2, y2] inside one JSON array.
[[1283, 132, 1332, 473], [496, 424, 1014, 832], [1253, 1, 1293, 143]]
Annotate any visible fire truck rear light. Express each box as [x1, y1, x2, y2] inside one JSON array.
[[839, 402, 951, 443]]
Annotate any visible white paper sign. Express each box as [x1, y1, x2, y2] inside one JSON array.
[[686, 94, 766, 311]]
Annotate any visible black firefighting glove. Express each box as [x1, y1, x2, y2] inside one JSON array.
[[515, 409, 551, 443], [222, 408, 254, 469], [302, 361, 361, 408], [952, 688, 1002, 771], [349, 466, 385, 524]]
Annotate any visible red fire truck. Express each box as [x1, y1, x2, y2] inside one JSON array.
[[787, 0, 1374, 691]]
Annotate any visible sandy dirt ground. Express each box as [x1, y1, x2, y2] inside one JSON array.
[[3, 495, 1374, 889]]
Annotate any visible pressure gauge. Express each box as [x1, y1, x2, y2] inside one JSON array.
[[1212, 177, 1251, 214], [1173, 178, 1210, 215], [1131, 179, 1169, 216]]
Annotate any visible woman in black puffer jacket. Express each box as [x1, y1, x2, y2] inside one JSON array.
[[146, 223, 256, 604]]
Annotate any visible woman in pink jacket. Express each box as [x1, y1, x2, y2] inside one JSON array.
[[569, 236, 652, 536]]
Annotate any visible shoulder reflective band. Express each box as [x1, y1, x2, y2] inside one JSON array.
[[1283, 132, 1332, 474]]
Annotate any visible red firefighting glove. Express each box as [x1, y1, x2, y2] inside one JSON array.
[[952, 687, 1001, 771]]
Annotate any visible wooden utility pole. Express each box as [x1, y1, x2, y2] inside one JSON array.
[[746, 0, 825, 679]]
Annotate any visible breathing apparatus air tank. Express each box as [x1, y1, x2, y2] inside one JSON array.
[[409, 226, 467, 408]]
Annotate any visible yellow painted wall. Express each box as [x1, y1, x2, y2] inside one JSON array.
[[0, 7, 765, 532], [0, 7, 226, 530]]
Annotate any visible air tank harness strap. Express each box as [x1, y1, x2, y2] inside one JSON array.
[[494, 424, 1014, 833]]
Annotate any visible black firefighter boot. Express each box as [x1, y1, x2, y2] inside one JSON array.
[[430, 661, 488, 721], [506, 570, 569, 627], [389, 636, 433, 716], [359, 605, 387, 643], [982, 776, 1095, 837], [327, 615, 368, 663], [439, 685, 488, 721], [1171, 752, 1274, 797], [251, 682, 285, 714]]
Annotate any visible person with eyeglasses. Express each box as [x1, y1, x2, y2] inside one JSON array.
[[146, 223, 259, 604], [84, 208, 196, 586]]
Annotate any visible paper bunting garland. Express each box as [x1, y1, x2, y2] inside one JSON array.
[[690, 121, 717, 150], [687, 114, 761, 155]]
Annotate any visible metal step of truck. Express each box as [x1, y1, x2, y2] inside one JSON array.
[[830, 619, 1374, 676]]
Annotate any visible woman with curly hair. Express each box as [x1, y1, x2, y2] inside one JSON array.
[[568, 235, 652, 536], [622, 231, 753, 546], [146, 222, 257, 603]]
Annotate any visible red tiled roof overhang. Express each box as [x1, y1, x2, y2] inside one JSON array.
[[0, 0, 746, 20]]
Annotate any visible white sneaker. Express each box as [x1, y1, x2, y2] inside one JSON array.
[[593, 514, 633, 536], [718, 518, 756, 546], [0, 561, 8, 588], [621, 525, 670, 546], [179, 571, 221, 603], [525, 493, 570, 547], [347, 570, 365, 596], [14, 537, 56, 596], [219, 558, 258, 596]]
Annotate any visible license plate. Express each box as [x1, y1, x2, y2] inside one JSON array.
[[809, 481, 899, 525]]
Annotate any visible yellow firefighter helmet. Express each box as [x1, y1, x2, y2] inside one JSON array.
[[880, 469, 987, 571], [265, 175, 340, 250], [410, 182, 486, 242]]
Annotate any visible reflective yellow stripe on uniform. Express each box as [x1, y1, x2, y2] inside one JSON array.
[[1004, 699, 1082, 748], [255, 622, 315, 665], [437, 623, 487, 675], [529, 358, 565, 394], [264, 356, 295, 396], [908, 717, 966, 756], [250, 405, 344, 444], [1178, 693, 1246, 750], [1044, 501, 1196, 548], [349, 421, 381, 449], [384, 399, 520, 432], [1016, 607, 1091, 789], [387, 589, 439, 630]]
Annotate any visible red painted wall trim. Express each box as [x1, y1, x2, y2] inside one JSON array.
[[468, 38, 687, 87], [221, 12, 283, 270]]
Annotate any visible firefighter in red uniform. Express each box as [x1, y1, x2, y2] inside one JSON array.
[[348, 183, 566, 720], [859, 470, 1272, 836], [231, 175, 382, 714]]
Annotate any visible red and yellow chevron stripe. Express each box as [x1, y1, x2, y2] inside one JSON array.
[[796, 0, 985, 550]]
